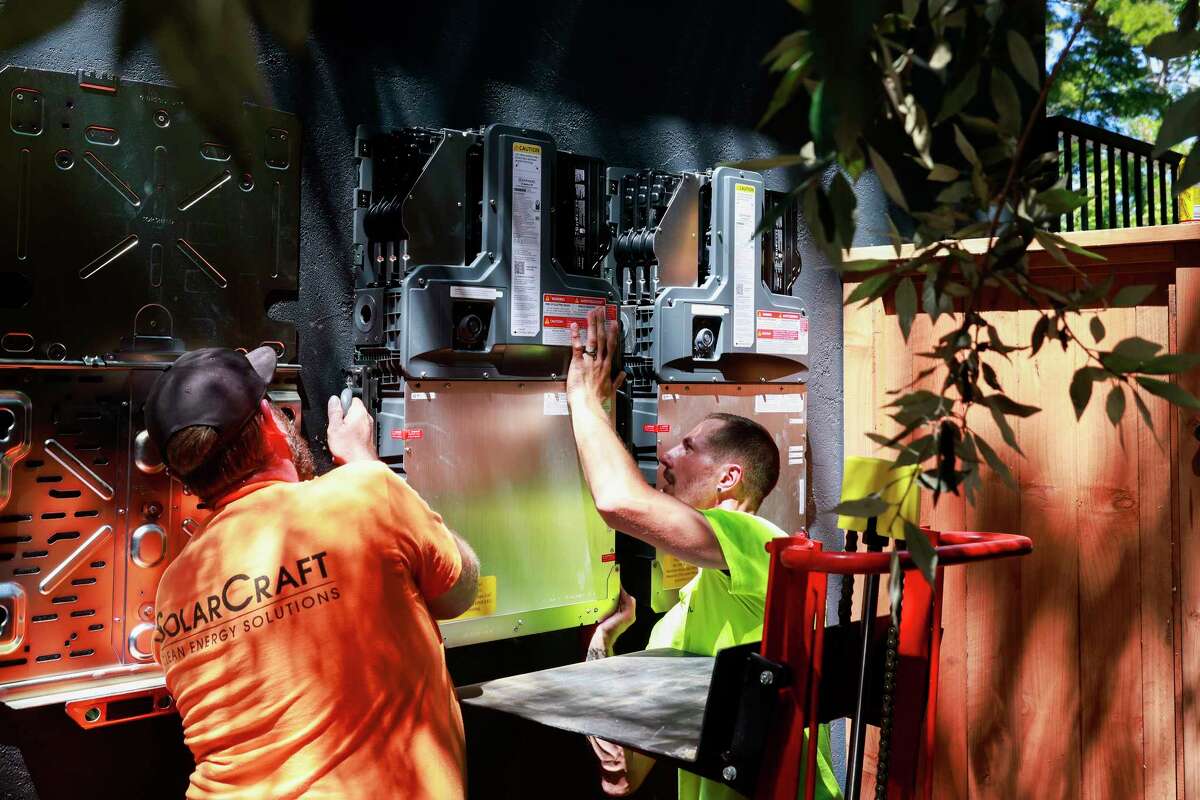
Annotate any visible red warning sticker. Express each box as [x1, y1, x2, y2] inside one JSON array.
[[756, 310, 808, 355], [390, 428, 425, 440], [601, 552, 617, 563], [542, 294, 618, 345], [642, 423, 671, 433]]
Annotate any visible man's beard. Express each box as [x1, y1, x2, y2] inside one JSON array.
[[286, 423, 316, 480], [271, 406, 315, 481]]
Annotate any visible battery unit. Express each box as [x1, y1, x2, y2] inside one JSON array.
[[351, 124, 616, 381], [348, 124, 620, 648]]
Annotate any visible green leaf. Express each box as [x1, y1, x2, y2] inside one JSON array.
[[984, 394, 1041, 418], [1034, 229, 1071, 267], [894, 434, 935, 467], [1135, 377, 1200, 410], [762, 31, 806, 66], [1181, 140, 1200, 193], [760, 54, 812, 127], [734, 153, 818, 171], [1153, 88, 1200, 156], [936, 181, 973, 204], [904, 521, 939, 588], [990, 70, 1022, 137], [1111, 285, 1156, 308], [1006, 30, 1040, 90], [840, 259, 889, 273], [828, 172, 858, 250], [846, 273, 893, 305], [1113, 336, 1162, 361], [1035, 187, 1088, 215], [896, 277, 918, 341], [1139, 353, 1200, 374], [928, 164, 960, 182], [1106, 384, 1126, 426], [1059, 238, 1106, 261], [929, 41, 952, 70], [1145, 29, 1200, 60], [953, 124, 980, 168], [936, 65, 979, 124], [832, 495, 892, 517], [974, 434, 1017, 490], [1070, 367, 1096, 419], [1031, 315, 1050, 356], [867, 144, 909, 211], [1090, 316, 1106, 344]]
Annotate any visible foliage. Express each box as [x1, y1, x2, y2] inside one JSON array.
[[0, 0, 312, 160], [1047, 0, 1185, 139], [755, 0, 1200, 586]]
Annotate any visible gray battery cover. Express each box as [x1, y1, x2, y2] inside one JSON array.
[[397, 125, 618, 379], [647, 167, 808, 383]]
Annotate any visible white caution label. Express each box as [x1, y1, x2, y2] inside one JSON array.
[[733, 183, 756, 348], [542, 293, 617, 345], [451, 285, 502, 300], [511, 142, 543, 337], [756, 310, 808, 355], [543, 391, 569, 416], [755, 393, 805, 414]]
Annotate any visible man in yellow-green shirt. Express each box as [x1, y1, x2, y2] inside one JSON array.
[[565, 308, 841, 800]]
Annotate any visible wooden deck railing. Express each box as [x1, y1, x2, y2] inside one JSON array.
[[1049, 115, 1184, 232]]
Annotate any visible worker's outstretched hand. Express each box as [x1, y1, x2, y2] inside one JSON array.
[[326, 395, 378, 465], [587, 588, 636, 661], [566, 306, 624, 410]]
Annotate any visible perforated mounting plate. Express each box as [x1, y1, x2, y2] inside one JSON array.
[[0, 66, 301, 362], [0, 366, 300, 708]]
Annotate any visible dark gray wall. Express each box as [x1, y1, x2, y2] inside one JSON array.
[[0, 2, 848, 797]]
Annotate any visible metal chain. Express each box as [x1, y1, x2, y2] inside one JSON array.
[[874, 570, 903, 799], [838, 530, 859, 627]]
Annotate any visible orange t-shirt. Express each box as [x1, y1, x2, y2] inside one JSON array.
[[153, 461, 465, 800]]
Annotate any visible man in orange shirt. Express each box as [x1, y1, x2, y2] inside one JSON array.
[[146, 346, 479, 800]]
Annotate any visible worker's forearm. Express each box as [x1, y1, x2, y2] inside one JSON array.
[[570, 396, 649, 513]]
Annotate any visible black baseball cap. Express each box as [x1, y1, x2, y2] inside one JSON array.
[[145, 347, 278, 466]]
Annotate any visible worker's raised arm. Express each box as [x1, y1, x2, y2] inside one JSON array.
[[565, 308, 726, 570]]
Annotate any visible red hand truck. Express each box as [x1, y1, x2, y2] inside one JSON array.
[[757, 529, 1032, 800]]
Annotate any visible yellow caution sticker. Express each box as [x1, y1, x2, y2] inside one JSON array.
[[735, 182, 756, 194], [659, 555, 699, 590], [513, 142, 542, 155], [455, 575, 497, 620]]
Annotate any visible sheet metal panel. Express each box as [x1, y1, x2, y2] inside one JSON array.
[[0, 66, 300, 361], [402, 381, 618, 646]]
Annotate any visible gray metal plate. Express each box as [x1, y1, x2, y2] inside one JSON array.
[[401, 381, 618, 646], [0, 66, 300, 361], [458, 648, 711, 762]]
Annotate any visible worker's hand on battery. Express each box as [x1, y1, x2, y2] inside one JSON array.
[[326, 395, 378, 465], [586, 588, 636, 660], [567, 306, 624, 409]]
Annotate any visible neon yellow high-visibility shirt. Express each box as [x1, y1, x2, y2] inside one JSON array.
[[648, 508, 843, 800]]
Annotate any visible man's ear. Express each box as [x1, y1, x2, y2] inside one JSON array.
[[260, 399, 291, 459], [717, 462, 744, 494]]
